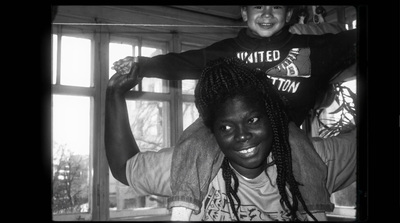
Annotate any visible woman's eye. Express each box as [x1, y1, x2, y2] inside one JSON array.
[[220, 125, 232, 132], [273, 6, 283, 9], [248, 117, 259, 124]]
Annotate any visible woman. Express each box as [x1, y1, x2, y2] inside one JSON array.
[[105, 57, 355, 221]]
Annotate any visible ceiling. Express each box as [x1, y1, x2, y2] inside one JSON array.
[[170, 6, 242, 21], [168, 5, 356, 23]]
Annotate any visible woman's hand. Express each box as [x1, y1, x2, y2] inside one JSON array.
[[107, 61, 142, 96], [111, 56, 136, 75]]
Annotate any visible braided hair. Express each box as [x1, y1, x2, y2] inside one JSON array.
[[195, 57, 317, 221]]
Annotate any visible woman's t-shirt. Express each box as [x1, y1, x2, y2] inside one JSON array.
[[126, 148, 329, 221], [191, 156, 309, 221]]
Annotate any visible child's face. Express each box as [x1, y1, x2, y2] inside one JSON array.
[[212, 96, 273, 179], [241, 6, 292, 38]]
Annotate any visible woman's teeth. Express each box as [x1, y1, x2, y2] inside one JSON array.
[[239, 147, 256, 154]]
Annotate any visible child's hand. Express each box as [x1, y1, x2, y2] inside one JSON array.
[[112, 56, 135, 75], [108, 61, 142, 95]]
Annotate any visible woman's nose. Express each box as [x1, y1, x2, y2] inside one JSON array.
[[235, 128, 252, 142]]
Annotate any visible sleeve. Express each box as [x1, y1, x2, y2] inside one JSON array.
[[311, 129, 357, 194], [137, 39, 234, 80], [125, 147, 174, 197], [309, 29, 357, 83], [170, 207, 193, 221]]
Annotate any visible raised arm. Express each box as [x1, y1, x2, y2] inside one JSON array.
[[112, 39, 235, 80], [112, 51, 205, 81], [105, 64, 142, 185]]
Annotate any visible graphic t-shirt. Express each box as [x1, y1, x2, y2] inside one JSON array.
[[126, 149, 329, 221], [125, 129, 357, 221], [138, 26, 356, 126], [190, 154, 313, 221]]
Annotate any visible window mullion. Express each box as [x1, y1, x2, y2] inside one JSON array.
[[138, 37, 143, 91], [91, 28, 110, 221], [56, 26, 62, 85]]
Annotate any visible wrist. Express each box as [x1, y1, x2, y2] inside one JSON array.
[[106, 86, 126, 100]]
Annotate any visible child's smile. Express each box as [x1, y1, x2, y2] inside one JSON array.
[[242, 5, 292, 38]]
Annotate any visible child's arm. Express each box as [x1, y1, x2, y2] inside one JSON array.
[[112, 40, 232, 80], [105, 64, 142, 185], [312, 29, 357, 78], [112, 51, 205, 80]]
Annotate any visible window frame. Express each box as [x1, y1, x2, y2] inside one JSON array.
[[52, 24, 202, 221], [52, 26, 98, 221]]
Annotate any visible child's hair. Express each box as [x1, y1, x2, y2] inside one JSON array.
[[194, 57, 317, 221]]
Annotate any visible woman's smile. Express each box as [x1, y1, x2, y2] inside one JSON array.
[[237, 146, 258, 158], [212, 96, 273, 179]]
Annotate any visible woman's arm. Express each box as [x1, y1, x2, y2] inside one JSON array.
[[105, 64, 142, 185], [311, 128, 357, 193]]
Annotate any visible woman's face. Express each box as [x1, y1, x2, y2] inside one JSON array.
[[212, 95, 273, 179], [241, 5, 292, 38]]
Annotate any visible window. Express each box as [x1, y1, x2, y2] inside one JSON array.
[[52, 24, 205, 220], [52, 31, 93, 220], [345, 19, 357, 30], [181, 44, 200, 130], [52, 95, 91, 214], [108, 37, 171, 220], [109, 41, 137, 79], [140, 40, 169, 93]]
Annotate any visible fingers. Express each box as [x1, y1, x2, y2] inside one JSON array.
[[111, 56, 135, 75], [108, 56, 141, 93], [108, 62, 141, 90]]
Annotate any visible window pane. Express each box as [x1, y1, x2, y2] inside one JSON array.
[[140, 46, 168, 93], [141, 78, 168, 93], [182, 80, 197, 95], [52, 95, 91, 215], [183, 102, 199, 130], [127, 100, 169, 151], [60, 36, 91, 87], [181, 44, 201, 96], [141, 46, 163, 57], [109, 100, 169, 217], [52, 34, 57, 84]]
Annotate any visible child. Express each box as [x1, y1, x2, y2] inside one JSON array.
[[105, 57, 356, 221], [112, 5, 356, 215]]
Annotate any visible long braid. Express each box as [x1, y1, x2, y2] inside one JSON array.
[[264, 83, 318, 221], [222, 157, 241, 221], [195, 57, 317, 221]]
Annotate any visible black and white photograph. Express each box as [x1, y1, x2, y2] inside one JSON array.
[[51, 5, 363, 221]]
